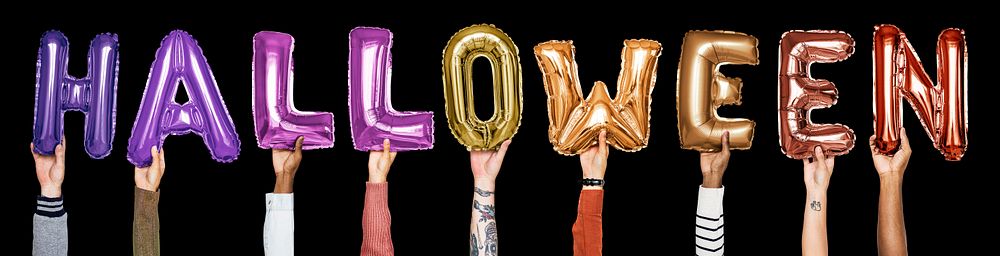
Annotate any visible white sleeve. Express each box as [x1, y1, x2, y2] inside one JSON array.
[[264, 193, 294, 256], [695, 185, 725, 256]]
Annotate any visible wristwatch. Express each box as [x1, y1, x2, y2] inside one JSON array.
[[581, 178, 605, 187]]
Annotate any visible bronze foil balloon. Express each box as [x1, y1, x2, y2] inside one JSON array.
[[534, 40, 662, 155], [873, 25, 968, 161], [676, 31, 758, 152], [778, 30, 856, 159], [442, 24, 523, 151]]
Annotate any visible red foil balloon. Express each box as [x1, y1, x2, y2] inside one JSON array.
[[778, 31, 856, 159], [873, 25, 968, 161]]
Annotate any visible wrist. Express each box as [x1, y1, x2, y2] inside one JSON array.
[[274, 173, 294, 193], [368, 173, 387, 183], [702, 176, 722, 188], [474, 177, 495, 191], [40, 185, 61, 198], [806, 190, 827, 200], [878, 171, 903, 181]]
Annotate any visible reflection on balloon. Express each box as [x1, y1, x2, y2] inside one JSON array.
[[676, 31, 758, 152], [442, 24, 522, 151], [349, 27, 434, 152], [252, 31, 335, 150], [33, 31, 119, 159], [128, 30, 241, 167], [873, 25, 968, 161], [534, 40, 662, 155], [778, 30, 856, 159]]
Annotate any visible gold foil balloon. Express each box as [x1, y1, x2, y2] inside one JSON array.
[[442, 24, 523, 151], [778, 31, 856, 159], [534, 40, 662, 155], [676, 31, 758, 152], [873, 25, 968, 161]]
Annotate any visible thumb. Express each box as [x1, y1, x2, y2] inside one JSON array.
[[598, 130, 608, 155], [721, 131, 730, 153], [813, 146, 827, 163], [294, 136, 305, 155], [383, 138, 391, 155], [30, 143, 39, 160]]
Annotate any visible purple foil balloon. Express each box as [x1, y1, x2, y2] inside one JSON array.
[[252, 31, 335, 150], [33, 31, 119, 158], [348, 27, 434, 151], [127, 30, 240, 167]]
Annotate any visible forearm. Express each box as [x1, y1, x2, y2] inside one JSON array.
[[877, 173, 907, 256], [33, 196, 68, 256], [274, 172, 294, 194], [133, 187, 161, 256], [361, 182, 394, 256], [802, 190, 827, 256], [263, 193, 294, 256], [695, 186, 725, 256], [572, 189, 604, 256], [470, 178, 497, 255]]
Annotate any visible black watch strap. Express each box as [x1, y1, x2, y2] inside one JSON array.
[[581, 178, 605, 187]]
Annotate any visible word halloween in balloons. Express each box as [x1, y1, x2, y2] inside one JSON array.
[[31, 24, 968, 167]]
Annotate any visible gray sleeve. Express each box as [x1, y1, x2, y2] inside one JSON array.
[[33, 196, 68, 256]]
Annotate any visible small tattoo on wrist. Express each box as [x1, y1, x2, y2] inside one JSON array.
[[475, 187, 494, 197], [810, 200, 822, 211]]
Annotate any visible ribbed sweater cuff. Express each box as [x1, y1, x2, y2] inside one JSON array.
[[36, 195, 65, 217]]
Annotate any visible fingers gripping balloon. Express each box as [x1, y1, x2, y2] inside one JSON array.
[[873, 25, 968, 161], [33, 31, 119, 159], [676, 31, 758, 152], [442, 24, 522, 151], [534, 40, 662, 155], [349, 27, 435, 151], [128, 30, 241, 167], [778, 31, 856, 159], [252, 31, 335, 150]]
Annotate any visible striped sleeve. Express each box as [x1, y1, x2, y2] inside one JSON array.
[[695, 186, 725, 256]]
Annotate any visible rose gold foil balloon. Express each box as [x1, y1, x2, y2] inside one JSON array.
[[442, 24, 522, 151], [873, 25, 968, 161], [778, 31, 856, 159], [676, 31, 758, 152], [534, 40, 662, 155]]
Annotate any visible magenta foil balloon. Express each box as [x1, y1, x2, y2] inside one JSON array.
[[127, 30, 240, 167], [33, 31, 119, 159], [252, 31, 335, 150], [348, 27, 434, 151]]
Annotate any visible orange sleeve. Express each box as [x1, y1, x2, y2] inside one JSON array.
[[572, 189, 604, 256]]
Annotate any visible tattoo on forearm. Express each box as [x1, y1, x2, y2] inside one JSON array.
[[470, 233, 479, 256], [484, 222, 498, 255], [474, 200, 496, 222], [810, 200, 822, 211], [475, 187, 494, 197]]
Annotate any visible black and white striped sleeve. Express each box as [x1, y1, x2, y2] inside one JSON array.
[[695, 186, 724, 256]]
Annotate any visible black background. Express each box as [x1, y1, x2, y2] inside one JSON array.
[[8, 10, 992, 255]]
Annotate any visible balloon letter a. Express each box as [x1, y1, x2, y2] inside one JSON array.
[[128, 30, 241, 167]]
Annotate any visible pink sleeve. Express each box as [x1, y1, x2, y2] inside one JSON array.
[[361, 182, 394, 256]]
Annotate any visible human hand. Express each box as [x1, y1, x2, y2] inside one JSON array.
[[580, 130, 609, 180], [699, 132, 730, 188], [870, 128, 911, 178], [368, 139, 397, 183], [470, 140, 512, 191], [272, 136, 304, 193], [135, 146, 166, 192], [31, 137, 66, 198], [803, 146, 835, 193]]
